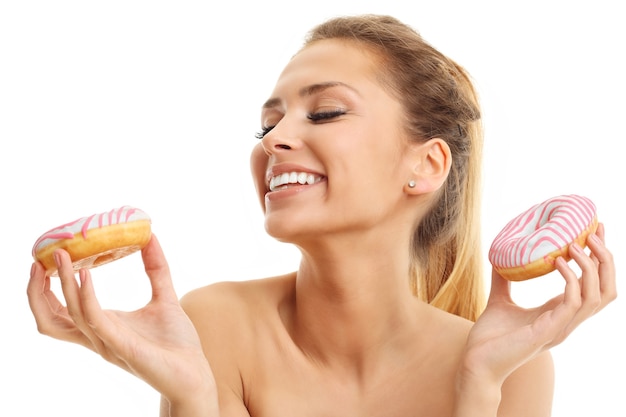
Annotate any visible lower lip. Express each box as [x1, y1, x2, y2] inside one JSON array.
[[265, 181, 324, 202]]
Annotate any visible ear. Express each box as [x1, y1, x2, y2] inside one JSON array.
[[405, 138, 451, 195]]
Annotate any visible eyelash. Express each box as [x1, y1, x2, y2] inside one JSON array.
[[255, 110, 346, 139], [254, 127, 273, 140], [307, 109, 346, 122]]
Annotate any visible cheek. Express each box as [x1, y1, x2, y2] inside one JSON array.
[[250, 143, 268, 210]]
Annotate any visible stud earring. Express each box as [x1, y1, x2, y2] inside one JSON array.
[[408, 180, 416, 188]]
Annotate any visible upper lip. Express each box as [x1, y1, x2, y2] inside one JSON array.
[[265, 164, 326, 191]]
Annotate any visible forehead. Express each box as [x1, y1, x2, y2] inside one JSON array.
[[270, 39, 381, 97]]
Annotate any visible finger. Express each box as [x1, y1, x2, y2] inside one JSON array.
[[77, 268, 108, 345], [586, 225, 617, 306], [538, 256, 583, 344], [569, 242, 601, 315], [54, 250, 107, 351], [55, 249, 86, 322], [77, 268, 128, 367], [79, 267, 162, 375], [588, 222, 605, 265], [488, 268, 513, 304], [554, 256, 582, 315], [595, 222, 606, 243], [27, 261, 92, 346], [142, 234, 178, 303], [26, 262, 59, 330], [39, 264, 71, 315]]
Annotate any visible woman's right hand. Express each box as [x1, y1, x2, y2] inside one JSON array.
[[27, 235, 218, 415], [453, 223, 616, 416]]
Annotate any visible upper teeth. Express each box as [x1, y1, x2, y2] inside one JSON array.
[[269, 172, 322, 191]]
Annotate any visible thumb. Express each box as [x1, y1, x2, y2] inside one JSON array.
[[489, 268, 513, 303], [142, 234, 177, 302]]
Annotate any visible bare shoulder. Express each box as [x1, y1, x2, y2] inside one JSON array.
[[181, 273, 294, 309], [423, 302, 475, 347], [180, 273, 296, 336], [179, 274, 296, 414]]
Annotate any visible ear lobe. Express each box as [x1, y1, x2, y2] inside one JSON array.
[[405, 138, 451, 195]]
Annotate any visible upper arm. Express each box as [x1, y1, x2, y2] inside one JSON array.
[[498, 351, 555, 417], [178, 283, 253, 417]]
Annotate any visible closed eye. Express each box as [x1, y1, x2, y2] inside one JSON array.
[[255, 110, 346, 139], [307, 110, 346, 122]]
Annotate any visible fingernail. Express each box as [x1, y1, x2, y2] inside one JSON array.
[[30, 263, 36, 277], [571, 242, 583, 253], [53, 251, 61, 267], [590, 233, 602, 245]]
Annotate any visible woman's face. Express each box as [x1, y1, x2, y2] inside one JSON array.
[[251, 39, 416, 242]]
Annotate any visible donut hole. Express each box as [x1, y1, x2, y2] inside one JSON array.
[[94, 252, 117, 266], [71, 246, 142, 271]]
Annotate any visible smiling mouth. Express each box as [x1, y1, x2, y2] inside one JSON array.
[[268, 172, 324, 191]]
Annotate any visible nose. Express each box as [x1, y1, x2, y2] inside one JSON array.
[[260, 120, 300, 154]]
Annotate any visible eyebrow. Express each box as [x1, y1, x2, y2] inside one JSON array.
[[261, 81, 359, 109]]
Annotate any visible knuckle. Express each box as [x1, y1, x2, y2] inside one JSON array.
[[98, 350, 113, 362], [597, 247, 614, 264], [35, 322, 52, 336], [67, 309, 83, 325], [567, 295, 583, 311]]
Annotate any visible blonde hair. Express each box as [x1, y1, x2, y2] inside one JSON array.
[[304, 14, 486, 321]]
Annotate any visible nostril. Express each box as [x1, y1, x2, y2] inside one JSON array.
[[277, 144, 291, 150]]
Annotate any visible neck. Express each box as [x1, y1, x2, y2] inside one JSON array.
[[286, 233, 427, 375]]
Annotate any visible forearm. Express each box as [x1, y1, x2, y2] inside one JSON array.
[[452, 373, 501, 417], [160, 376, 220, 417], [160, 392, 220, 417]]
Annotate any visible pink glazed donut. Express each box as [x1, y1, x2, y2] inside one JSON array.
[[488, 195, 598, 281], [32, 206, 152, 276]]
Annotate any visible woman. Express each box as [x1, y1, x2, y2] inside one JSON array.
[[27, 14, 616, 416]]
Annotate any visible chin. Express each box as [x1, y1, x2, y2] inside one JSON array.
[[263, 216, 316, 244], [263, 221, 297, 243]]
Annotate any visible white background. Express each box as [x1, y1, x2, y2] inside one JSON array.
[[1, 1, 623, 415]]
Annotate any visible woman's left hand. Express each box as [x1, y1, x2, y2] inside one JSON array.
[[462, 222, 616, 386]]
